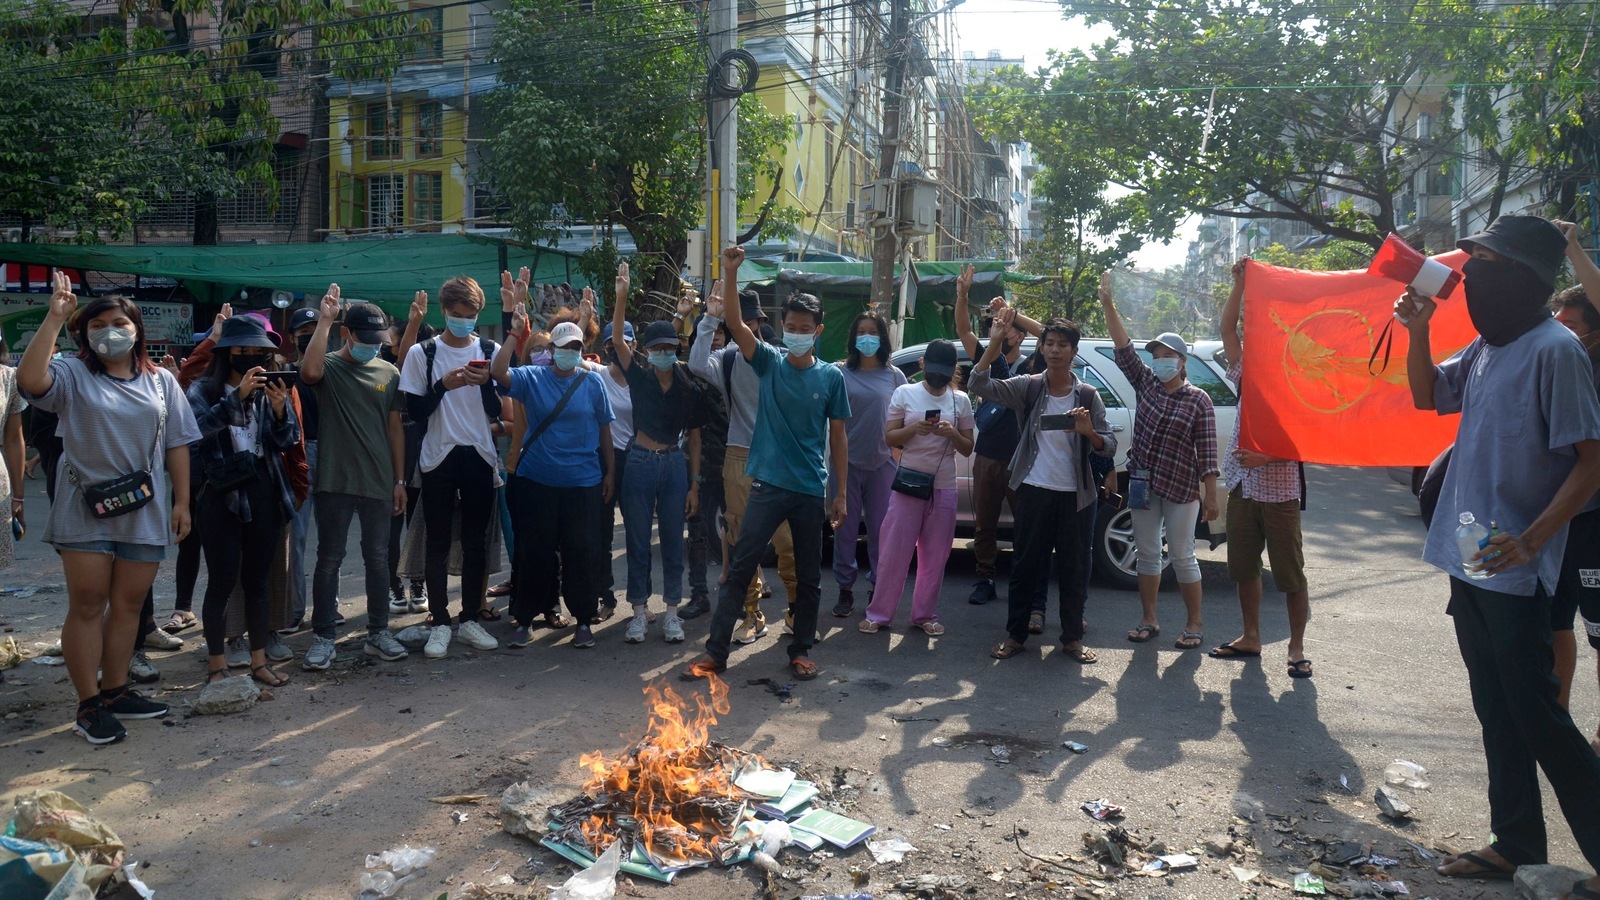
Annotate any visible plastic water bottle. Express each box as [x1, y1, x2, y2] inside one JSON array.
[[1456, 512, 1492, 580]]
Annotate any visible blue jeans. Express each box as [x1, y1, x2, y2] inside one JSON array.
[[706, 480, 825, 664], [621, 444, 688, 610], [312, 491, 392, 639], [288, 439, 317, 622]]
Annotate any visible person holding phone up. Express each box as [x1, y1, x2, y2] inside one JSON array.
[[1099, 272, 1219, 651], [969, 313, 1116, 663]]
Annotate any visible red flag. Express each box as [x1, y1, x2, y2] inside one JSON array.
[[1238, 253, 1477, 467]]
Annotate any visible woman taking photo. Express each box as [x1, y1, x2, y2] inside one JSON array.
[[1098, 273, 1219, 651], [831, 312, 906, 618], [188, 316, 300, 688], [18, 274, 201, 744], [857, 339, 972, 636]]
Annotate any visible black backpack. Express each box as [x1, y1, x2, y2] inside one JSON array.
[[407, 336, 502, 434]]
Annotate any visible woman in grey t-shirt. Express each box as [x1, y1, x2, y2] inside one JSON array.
[[17, 277, 201, 745]]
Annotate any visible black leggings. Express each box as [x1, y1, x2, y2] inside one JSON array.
[[198, 467, 284, 658]]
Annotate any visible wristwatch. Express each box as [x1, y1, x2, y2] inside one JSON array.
[[691, 474, 704, 484], [394, 479, 407, 486]]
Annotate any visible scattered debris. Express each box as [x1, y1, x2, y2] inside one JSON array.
[[1080, 799, 1124, 821], [1374, 787, 1413, 820], [990, 745, 1010, 762], [1061, 740, 1089, 754], [451, 811, 470, 824], [549, 840, 621, 900], [1294, 872, 1327, 895], [1382, 760, 1430, 790], [430, 794, 488, 805], [1513, 863, 1592, 900], [929, 737, 951, 748], [4, 791, 126, 896], [1156, 853, 1199, 870], [889, 715, 939, 723], [1231, 864, 1260, 883], [866, 837, 917, 864], [746, 677, 794, 703], [359, 845, 437, 899], [1204, 834, 1235, 856], [192, 676, 260, 715]]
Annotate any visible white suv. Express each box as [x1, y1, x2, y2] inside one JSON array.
[[889, 337, 1239, 589]]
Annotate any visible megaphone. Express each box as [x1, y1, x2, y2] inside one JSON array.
[[1367, 233, 1462, 324]]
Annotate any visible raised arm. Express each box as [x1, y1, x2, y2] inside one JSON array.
[[1098, 271, 1131, 349], [398, 290, 428, 365], [1558, 220, 1600, 318], [1220, 258, 1246, 364], [721, 246, 759, 362], [298, 285, 341, 386], [612, 262, 634, 371], [688, 280, 722, 384], [1400, 287, 1439, 410], [18, 271, 75, 397], [493, 298, 528, 389], [953, 264, 979, 360]]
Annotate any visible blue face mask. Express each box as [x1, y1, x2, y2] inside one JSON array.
[[855, 335, 881, 357], [1149, 357, 1182, 382], [648, 350, 677, 371], [445, 315, 477, 339], [552, 348, 583, 371], [349, 342, 381, 363], [782, 332, 817, 356]]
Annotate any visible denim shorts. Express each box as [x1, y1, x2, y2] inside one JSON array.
[[52, 540, 168, 563]]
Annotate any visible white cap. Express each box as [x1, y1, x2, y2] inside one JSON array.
[[550, 321, 584, 348]]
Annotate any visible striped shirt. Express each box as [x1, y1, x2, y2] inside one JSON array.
[[1222, 360, 1301, 503], [1113, 344, 1219, 504], [23, 357, 201, 547]]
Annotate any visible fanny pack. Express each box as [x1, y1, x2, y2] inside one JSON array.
[[66, 374, 168, 519], [973, 400, 1008, 431]]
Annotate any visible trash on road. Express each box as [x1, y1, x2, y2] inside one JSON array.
[[1382, 761, 1430, 790], [866, 837, 917, 864], [5, 791, 128, 897], [451, 811, 469, 824], [1156, 853, 1199, 870], [192, 676, 260, 715], [549, 840, 622, 900], [1080, 799, 1124, 821], [1374, 787, 1413, 820], [1294, 872, 1327, 895], [0, 636, 21, 670], [745, 677, 794, 703], [1231, 864, 1260, 882], [359, 845, 437, 899], [1061, 740, 1089, 754], [990, 745, 1010, 761], [429, 794, 488, 805], [122, 861, 155, 899], [30, 656, 65, 667], [1367, 854, 1400, 867]]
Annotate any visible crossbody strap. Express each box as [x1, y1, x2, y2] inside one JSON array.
[[64, 371, 168, 489], [520, 369, 589, 456]]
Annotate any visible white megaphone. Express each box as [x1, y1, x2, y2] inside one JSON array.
[[1366, 233, 1462, 324]]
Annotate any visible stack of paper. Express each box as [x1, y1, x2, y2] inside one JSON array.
[[754, 780, 820, 820], [789, 808, 877, 849]]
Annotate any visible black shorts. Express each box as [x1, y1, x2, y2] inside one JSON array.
[[1550, 506, 1600, 650]]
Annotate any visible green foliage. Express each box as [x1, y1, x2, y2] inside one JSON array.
[[1249, 240, 1376, 273]]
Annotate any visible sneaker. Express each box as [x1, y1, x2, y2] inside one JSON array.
[[101, 686, 168, 719], [277, 616, 306, 636], [423, 624, 452, 659], [969, 579, 996, 605], [224, 637, 250, 668], [679, 597, 711, 620], [782, 608, 796, 636], [408, 582, 428, 614], [624, 610, 649, 644], [572, 624, 596, 649], [264, 635, 294, 663], [144, 627, 183, 651], [832, 588, 855, 618], [458, 620, 498, 651], [388, 588, 409, 615], [73, 703, 126, 745], [301, 636, 337, 670], [366, 631, 409, 661], [507, 625, 534, 648], [662, 614, 685, 643], [128, 652, 160, 684], [732, 612, 768, 645]]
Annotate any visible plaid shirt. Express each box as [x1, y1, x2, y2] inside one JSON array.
[[1222, 359, 1301, 503], [1114, 344, 1219, 503]]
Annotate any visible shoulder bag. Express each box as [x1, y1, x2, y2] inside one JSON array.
[[66, 373, 168, 519], [891, 390, 954, 500]]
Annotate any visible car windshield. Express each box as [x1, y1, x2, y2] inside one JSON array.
[[1095, 346, 1238, 407]]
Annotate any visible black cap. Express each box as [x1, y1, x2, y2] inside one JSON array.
[[641, 320, 680, 349], [739, 290, 767, 322], [1457, 215, 1568, 289], [923, 339, 958, 378], [341, 303, 389, 344], [214, 315, 278, 350], [288, 307, 319, 333]]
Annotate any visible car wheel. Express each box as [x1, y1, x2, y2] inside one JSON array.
[[1094, 505, 1166, 590]]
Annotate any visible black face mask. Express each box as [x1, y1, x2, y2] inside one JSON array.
[[230, 354, 269, 375], [1462, 257, 1552, 346], [295, 335, 312, 354]]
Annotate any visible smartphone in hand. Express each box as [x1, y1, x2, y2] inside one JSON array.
[[924, 409, 941, 422], [1039, 412, 1076, 431], [262, 371, 299, 387], [468, 359, 490, 370]]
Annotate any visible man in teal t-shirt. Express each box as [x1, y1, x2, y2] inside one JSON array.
[[686, 246, 850, 681]]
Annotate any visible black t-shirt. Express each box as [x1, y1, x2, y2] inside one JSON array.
[[291, 365, 321, 442], [624, 358, 708, 447], [973, 340, 1021, 462]]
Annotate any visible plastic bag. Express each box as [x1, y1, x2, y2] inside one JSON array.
[[9, 792, 125, 890], [363, 845, 437, 878], [550, 840, 622, 900]]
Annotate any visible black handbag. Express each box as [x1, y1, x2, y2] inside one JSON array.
[[205, 451, 260, 492], [890, 466, 935, 500], [66, 374, 168, 520]]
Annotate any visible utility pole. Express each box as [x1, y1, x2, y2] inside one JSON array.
[[707, 0, 739, 281], [869, 0, 910, 312]]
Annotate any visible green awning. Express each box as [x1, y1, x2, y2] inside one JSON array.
[[0, 234, 591, 326]]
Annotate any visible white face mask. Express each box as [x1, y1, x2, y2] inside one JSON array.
[[1149, 357, 1182, 382]]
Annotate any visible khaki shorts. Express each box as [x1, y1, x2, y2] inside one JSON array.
[[1225, 487, 1307, 594]]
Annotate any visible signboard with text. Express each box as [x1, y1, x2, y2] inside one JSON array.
[[0, 294, 193, 359]]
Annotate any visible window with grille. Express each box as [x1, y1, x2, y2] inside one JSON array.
[[368, 174, 406, 229], [410, 5, 444, 60], [367, 103, 402, 161], [416, 101, 443, 158], [411, 172, 443, 229]]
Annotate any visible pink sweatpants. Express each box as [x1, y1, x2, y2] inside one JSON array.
[[864, 488, 958, 626]]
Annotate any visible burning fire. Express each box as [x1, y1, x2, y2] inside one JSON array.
[[564, 674, 766, 868]]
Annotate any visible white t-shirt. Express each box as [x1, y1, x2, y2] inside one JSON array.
[[600, 366, 634, 450], [223, 384, 264, 457], [399, 337, 503, 474], [1024, 393, 1079, 492], [887, 383, 975, 491]]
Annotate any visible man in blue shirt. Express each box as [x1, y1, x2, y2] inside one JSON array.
[[685, 245, 850, 681], [1402, 215, 1600, 893]]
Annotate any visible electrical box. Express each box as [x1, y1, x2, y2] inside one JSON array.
[[859, 179, 894, 225], [684, 229, 706, 282], [898, 177, 939, 236]]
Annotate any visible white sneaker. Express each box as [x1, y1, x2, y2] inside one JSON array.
[[624, 610, 648, 644], [224, 637, 251, 668], [458, 620, 498, 651], [144, 628, 183, 651], [662, 614, 685, 643], [423, 624, 452, 659]]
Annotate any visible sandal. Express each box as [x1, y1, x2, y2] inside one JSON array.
[[205, 667, 229, 684], [1061, 643, 1097, 664], [1436, 850, 1514, 881], [1126, 624, 1160, 643], [541, 612, 571, 630], [857, 619, 882, 634], [916, 621, 945, 636], [788, 657, 820, 680], [478, 605, 504, 622], [250, 665, 289, 688], [1287, 659, 1314, 679], [990, 639, 1025, 659], [1027, 612, 1044, 634], [1210, 641, 1261, 659], [1174, 631, 1204, 650], [163, 611, 198, 633], [486, 580, 514, 598], [593, 602, 616, 624]]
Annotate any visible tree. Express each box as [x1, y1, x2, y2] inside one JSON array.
[[972, 0, 1597, 250], [478, 0, 799, 304]]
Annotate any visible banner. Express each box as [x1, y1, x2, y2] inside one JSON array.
[[0, 295, 193, 360], [1238, 253, 1478, 467]]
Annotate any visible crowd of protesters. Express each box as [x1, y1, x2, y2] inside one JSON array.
[[9, 226, 1600, 895]]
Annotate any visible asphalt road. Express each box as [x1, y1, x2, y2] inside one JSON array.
[[0, 464, 1594, 898]]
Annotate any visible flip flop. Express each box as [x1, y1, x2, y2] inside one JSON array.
[[915, 621, 945, 636], [1209, 641, 1261, 659], [250, 665, 289, 688], [1126, 624, 1159, 643], [1288, 659, 1314, 678], [478, 605, 503, 622], [789, 657, 819, 680], [486, 580, 513, 598], [162, 611, 197, 634], [991, 639, 1025, 659], [1436, 851, 1515, 881], [1174, 631, 1204, 650], [1061, 643, 1097, 664]]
